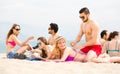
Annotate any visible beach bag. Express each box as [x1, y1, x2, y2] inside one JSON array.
[[13, 53, 27, 59]]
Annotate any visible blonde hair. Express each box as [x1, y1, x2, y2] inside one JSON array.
[[53, 36, 66, 59]]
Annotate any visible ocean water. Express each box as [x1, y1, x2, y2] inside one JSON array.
[[0, 41, 6, 53], [0, 40, 85, 53]]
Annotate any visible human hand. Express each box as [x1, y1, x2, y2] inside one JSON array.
[[28, 36, 34, 40], [72, 44, 82, 49], [70, 41, 76, 47], [30, 50, 35, 53]]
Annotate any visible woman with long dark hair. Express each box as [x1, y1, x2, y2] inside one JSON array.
[[6, 24, 34, 59], [31, 37, 53, 60], [103, 31, 120, 56]]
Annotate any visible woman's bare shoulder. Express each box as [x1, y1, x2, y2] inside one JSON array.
[[8, 34, 16, 40], [10, 34, 16, 38]]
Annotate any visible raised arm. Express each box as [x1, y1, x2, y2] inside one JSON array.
[[12, 35, 34, 46], [70, 24, 83, 46]]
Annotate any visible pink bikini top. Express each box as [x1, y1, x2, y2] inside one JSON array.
[[6, 41, 16, 47]]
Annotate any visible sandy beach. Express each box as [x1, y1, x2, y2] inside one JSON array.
[[0, 53, 120, 74]]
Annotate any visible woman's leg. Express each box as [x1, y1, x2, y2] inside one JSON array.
[[74, 53, 86, 62], [110, 57, 120, 63], [85, 50, 110, 63], [16, 44, 32, 53]]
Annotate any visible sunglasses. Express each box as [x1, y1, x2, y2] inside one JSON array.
[[48, 27, 52, 30], [79, 16, 85, 19], [14, 28, 21, 31]]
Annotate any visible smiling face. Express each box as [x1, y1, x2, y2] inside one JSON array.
[[57, 38, 66, 50]]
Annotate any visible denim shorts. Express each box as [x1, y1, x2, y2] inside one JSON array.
[[7, 51, 16, 58]]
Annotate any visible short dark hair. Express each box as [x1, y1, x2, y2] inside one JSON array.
[[79, 7, 90, 14], [100, 30, 108, 38], [50, 23, 58, 33]]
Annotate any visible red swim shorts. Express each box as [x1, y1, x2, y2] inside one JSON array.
[[80, 45, 102, 56]]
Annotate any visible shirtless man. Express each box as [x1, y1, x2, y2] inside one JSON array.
[[48, 23, 60, 46], [70, 7, 103, 62], [99, 30, 109, 47]]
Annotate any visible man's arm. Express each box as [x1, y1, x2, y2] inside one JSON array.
[[71, 24, 83, 46], [75, 25, 83, 43], [73, 23, 99, 49]]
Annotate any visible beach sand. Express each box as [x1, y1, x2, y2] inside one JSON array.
[[0, 53, 120, 74]]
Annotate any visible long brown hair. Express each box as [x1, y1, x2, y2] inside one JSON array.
[[37, 37, 48, 45], [107, 31, 119, 41], [38, 37, 48, 58], [6, 24, 20, 41]]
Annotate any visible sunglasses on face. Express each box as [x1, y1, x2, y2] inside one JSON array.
[[14, 28, 21, 31], [48, 27, 52, 30], [79, 16, 85, 19]]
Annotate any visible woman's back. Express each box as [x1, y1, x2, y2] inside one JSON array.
[[105, 40, 120, 56]]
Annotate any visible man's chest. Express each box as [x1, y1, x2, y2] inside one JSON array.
[[82, 24, 92, 35]]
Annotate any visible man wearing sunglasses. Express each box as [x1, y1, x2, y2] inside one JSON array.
[[71, 7, 103, 63], [48, 23, 60, 46]]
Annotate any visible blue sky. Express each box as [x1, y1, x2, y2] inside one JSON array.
[[0, 0, 120, 42]]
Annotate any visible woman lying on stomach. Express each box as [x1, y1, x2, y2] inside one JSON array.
[[45, 36, 86, 62], [44, 36, 120, 63], [30, 37, 53, 60]]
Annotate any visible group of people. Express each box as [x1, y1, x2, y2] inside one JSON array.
[[100, 30, 120, 56], [6, 7, 120, 63]]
